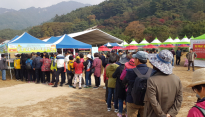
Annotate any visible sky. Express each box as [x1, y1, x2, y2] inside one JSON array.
[[0, 0, 105, 10]]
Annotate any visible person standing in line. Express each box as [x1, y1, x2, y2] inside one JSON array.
[[53, 50, 65, 87], [79, 53, 85, 86], [186, 48, 197, 71], [14, 54, 21, 81], [84, 54, 93, 88], [20, 54, 28, 81], [40, 55, 51, 84], [123, 51, 156, 117], [49, 53, 57, 86], [105, 54, 119, 112], [92, 53, 102, 89], [33, 52, 42, 83], [101, 53, 106, 68], [67, 56, 74, 87], [112, 54, 129, 117], [73, 56, 84, 89], [0, 54, 8, 81], [176, 48, 182, 65], [31, 52, 36, 81], [25, 54, 33, 83], [187, 68, 205, 117], [144, 50, 183, 117], [170, 49, 175, 66], [64, 51, 71, 85]]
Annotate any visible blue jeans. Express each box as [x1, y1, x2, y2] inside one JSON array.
[[1, 70, 6, 80], [107, 88, 118, 109], [172, 58, 174, 66], [85, 71, 91, 86], [119, 99, 124, 114]]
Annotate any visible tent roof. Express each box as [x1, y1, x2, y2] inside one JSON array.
[[9, 32, 48, 44], [173, 37, 181, 42], [129, 39, 138, 45], [54, 34, 92, 49], [190, 36, 194, 39], [67, 29, 123, 45], [46, 36, 62, 43], [150, 37, 161, 44], [163, 36, 174, 44], [120, 40, 128, 46], [104, 43, 119, 46], [139, 38, 149, 44], [192, 34, 205, 40], [180, 36, 190, 42]]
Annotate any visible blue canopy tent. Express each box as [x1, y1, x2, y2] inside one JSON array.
[[9, 35, 19, 42], [104, 43, 119, 47], [46, 36, 62, 43], [52, 34, 92, 55], [5, 32, 57, 79]]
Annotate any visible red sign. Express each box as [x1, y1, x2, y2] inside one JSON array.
[[193, 44, 205, 59]]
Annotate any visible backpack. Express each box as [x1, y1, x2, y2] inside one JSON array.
[[131, 67, 152, 106], [194, 105, 205, 116], [26, 62, 32, 69], [68, 61, 74, 74]]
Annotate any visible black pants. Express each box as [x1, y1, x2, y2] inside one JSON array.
[[176, 56, 181, 65], [35, 69, 42, 83], [51, 70, 56, 83], [15, 69, 21, 80], [21, 66, 27, 81], [188, 61, 195, 70], [32, 69, 36, 82], [105, 80, 108, 102], [27, 69, 33, 81], [55, 67, 65, 86], [42, 71, 50, 83], [68, 72, 74, 85], [94, 75, 100, 87]]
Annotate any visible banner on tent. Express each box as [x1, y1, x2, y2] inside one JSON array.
[[193, 44, 205, 59], [7, 44, 56, 53], [92, 47, 98, 57]]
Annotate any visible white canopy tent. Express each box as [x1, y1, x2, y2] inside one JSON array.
[[120, 40, 128, 46], [173, 37, 181, 43], [129, 39, 138, 45], [150, 37, 161, 46], [162, 36, 175, 44], [43, 29, 123, 45]]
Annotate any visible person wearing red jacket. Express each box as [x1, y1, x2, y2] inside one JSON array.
[[73, 56, 84, 89], [40, 55, 51, 83]]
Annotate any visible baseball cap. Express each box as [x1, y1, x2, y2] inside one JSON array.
[[132, 51, 148, 60], [15, 53, 18, 56], [37, 52, 41, 56], [87, 54, 92, 59]]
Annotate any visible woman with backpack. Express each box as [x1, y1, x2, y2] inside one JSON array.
[[187, 68, 205, 117], [40, 55, 51, 84], [73, 56, 84, 89], [25, 54, 33, 83], [112, 54, 129, 117]]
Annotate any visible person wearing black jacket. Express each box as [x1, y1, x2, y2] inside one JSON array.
[[33, 52, 42, 83], [176, 48, 182, 65], [101, 53, 105, 68], [112, 54, 129, 117], [20, 54, 28, 81]]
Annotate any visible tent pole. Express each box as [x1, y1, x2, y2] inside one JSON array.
[[8, 52, 12, 80], [61, 48, 63, 55], [73, 49, 75, 56]]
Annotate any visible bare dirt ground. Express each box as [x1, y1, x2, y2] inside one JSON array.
[[0, 54, 201, 117]]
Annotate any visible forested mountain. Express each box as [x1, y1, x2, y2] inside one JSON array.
[[27, 0, 205, 43], [0, 1, 90, 30]]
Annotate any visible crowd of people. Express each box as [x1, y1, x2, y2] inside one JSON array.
[[0, 48, 204, 117]]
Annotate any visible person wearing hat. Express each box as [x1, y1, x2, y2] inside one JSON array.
[[187, 68, 205, 117], [122, 51, 156, 117], [14, 54, 21, 81], [33, 52, 42, 83], [73, 56, 84, 89], [144, 50, 183, 117], [84, 54, 93, 88], [112, 54, 129, 117]]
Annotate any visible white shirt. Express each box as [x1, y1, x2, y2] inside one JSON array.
[[56, 54, 65, 68], [64, 55, 70, 69]]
